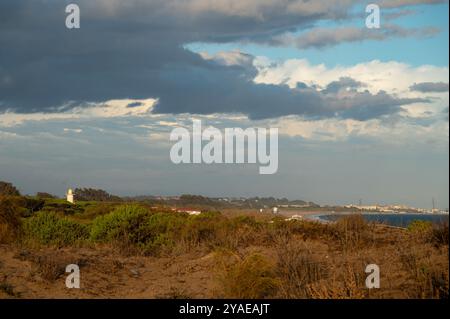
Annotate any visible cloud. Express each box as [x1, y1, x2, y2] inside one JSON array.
[[0, 98, 156, 126], [63, 128, 83, 133], [323, 77, 366, 93], [273, 115, 448, 146], [254, 58, 449, 121], [379, 0, 448, 8], [384, 9, 417, 21], [410, 82, 449, 92], [0, 52, 438, 123], [254, 58, 448, 96], [1, 0, 442, 122], [269, 25, 440, 49]]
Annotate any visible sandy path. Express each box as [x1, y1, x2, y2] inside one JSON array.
[[0, 245, 217, 299]]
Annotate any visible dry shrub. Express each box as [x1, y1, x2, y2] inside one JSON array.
[[34, 256, 67, 281], [430, 222, 449, 247], [215, 250, 279, 298], [332, 214, 374, 251], [19, 251, 87, 282], [275, 238, 327, 298], [179, 214, 264, 253], [0, 281, 21, 298], [400, 246, 449, 299], [0, 196, 22, 244], [180, 212, 224, 250], [216, 216, 263, 250], [287, 220, 332, 241], [157, 286, 191, 299], [307, 263, 367, 299], [407, 221, 449, 248]]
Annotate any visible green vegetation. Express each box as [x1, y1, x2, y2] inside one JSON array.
[[22, 212, 89, 246], [408, 220, 433, 233], [0, 181, 20, 196], [74, 187, 122, 202], [0, 185, 448, 299]]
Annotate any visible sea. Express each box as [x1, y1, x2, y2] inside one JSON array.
[[317, 213, 449, 228]]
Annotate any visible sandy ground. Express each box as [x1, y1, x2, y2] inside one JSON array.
[[0, 245, 219, 299]]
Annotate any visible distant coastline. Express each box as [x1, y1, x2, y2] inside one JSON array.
[[314, 212, 449, 228]]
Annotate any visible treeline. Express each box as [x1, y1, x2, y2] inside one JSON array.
[[74, 188, 122, 202], [1, 180, 317, 209], [0, 181, 123, 202]]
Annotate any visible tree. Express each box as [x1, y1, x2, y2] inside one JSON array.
[[74, 188, 122, 202], [36, 192, 56, 199], [0, 181, 20, 196]]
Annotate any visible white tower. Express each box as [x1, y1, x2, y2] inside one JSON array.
[[66, 188, 74, 204]]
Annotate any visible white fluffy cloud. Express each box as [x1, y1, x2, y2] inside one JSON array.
[[254, 58, 449, 117], [250, 56, 449, 144], [0, 98, 156, 127]]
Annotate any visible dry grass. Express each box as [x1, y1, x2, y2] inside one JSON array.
[[331, 214, 375, 251], [0, 281, 21, 298], [214, 250, 279, 298], [307, 263, 367, 299], [275, 238, 327, 298], [399, 244, 449, 298], [0, 197, 448, 299], [0, 196, 22, 244], [13, 250, 88, 282]]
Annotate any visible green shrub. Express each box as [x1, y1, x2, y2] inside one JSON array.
[[39, 199, 84, 215], [90, 205, 189, 255], [89, 204, 149, 242], [407, 220, 434, 243], [408, 221, 449, 247], [23, 211, 89, 246], [135, 212, 187, 254], [78, 202, 118, 219], [408, 220, 433, 233]]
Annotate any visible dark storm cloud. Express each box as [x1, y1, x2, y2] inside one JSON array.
[[0, 0, 429, 120], [410, 82, 449, 92], [323, 77, 365, 94]]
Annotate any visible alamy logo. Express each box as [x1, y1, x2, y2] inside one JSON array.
[[365, 264, 380, 289], [65, 4, 80, 29], [65, 264, 80, 289], [169, 120, 278, 174], [365, 4, 380, 29]]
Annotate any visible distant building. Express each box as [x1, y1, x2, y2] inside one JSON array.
[[272, 207, 278, 214], [66, 188, 74, 204]]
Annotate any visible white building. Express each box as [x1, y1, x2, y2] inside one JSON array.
[[66, 188, 74, 204]]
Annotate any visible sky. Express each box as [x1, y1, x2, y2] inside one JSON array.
[[0, 0, 448, 209]]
